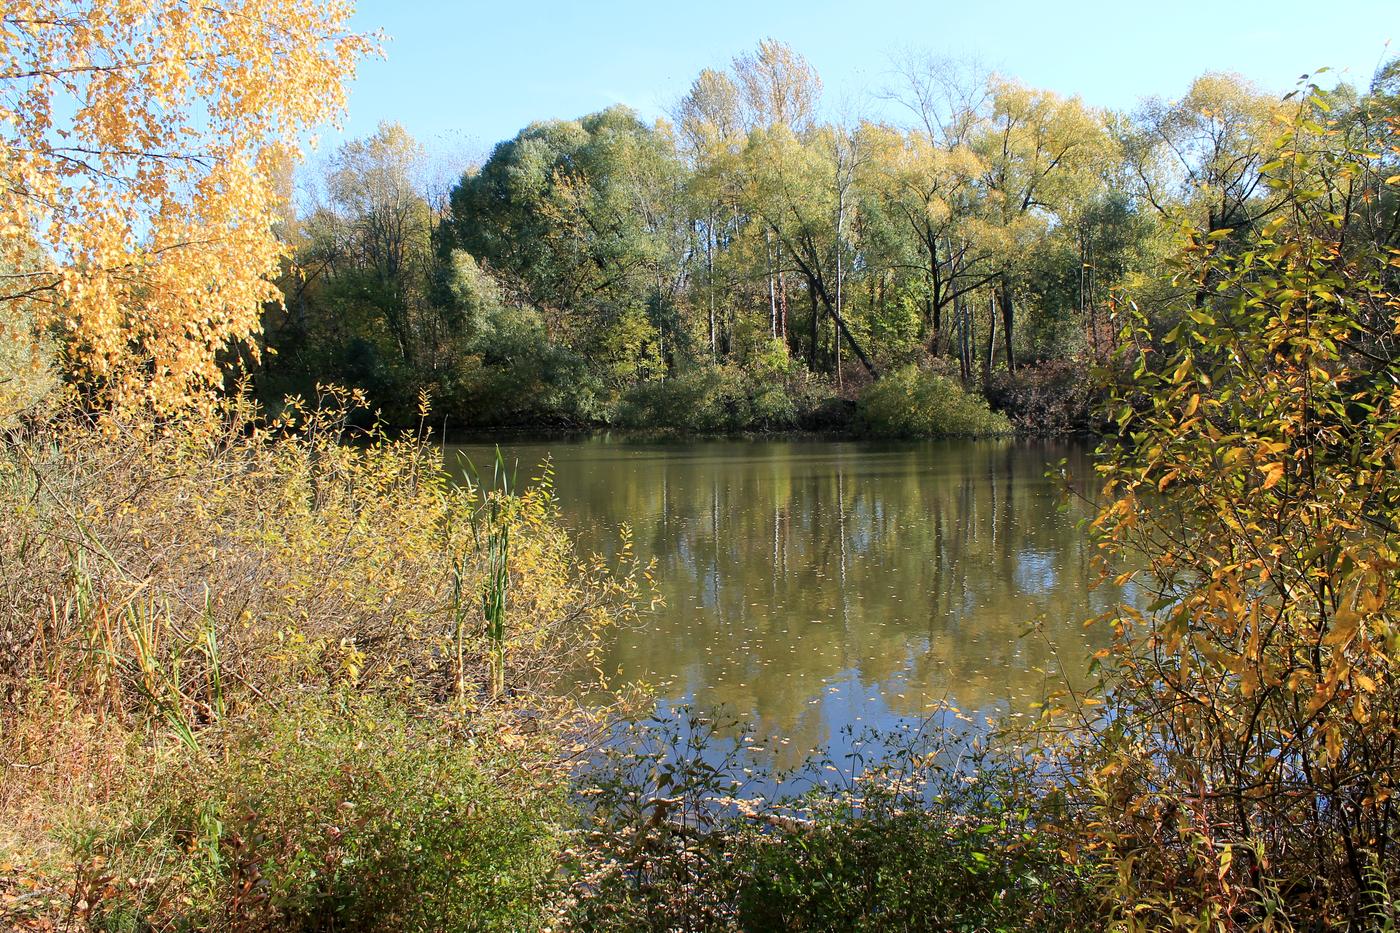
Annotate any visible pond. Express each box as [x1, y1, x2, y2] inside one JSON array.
[[445, 437, 1127, 769]]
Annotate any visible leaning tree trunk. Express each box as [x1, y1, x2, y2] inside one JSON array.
[[814, 278, 877, 380]]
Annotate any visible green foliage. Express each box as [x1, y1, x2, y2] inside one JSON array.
[[858, 365, 1012, 437], [615, 367, 748, 433], [70, 695, 567, 932], [245, 49, 1400, 436], [456, 317, 603, 426], [446, 106, 686, 392], [256, 47, 1280, 434], [430, 255, 604, 425], [730, 806, 1078, 932], [614, 363, 805, 433]]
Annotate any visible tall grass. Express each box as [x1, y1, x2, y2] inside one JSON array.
[[469, 449, 516, 699]]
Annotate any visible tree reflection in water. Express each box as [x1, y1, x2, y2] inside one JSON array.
[[447, 438, 1131, 770]]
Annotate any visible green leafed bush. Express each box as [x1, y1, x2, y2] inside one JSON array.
[[730, 805, 1084, 932], [857, 365, 1012, 438], [614, 364, 803, 433], [69, 695, 567, 933]]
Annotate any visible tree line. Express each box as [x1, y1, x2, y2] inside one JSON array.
[[248, 42, 1397, 433]]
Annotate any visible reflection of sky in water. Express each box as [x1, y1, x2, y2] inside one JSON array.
[[447, 437, 1125, 774], [1013, 548, 1058, 594]]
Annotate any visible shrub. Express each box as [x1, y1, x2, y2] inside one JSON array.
[[749, 381, 799, 429], [64, 695, 567, 932], [730, 805, 1085, 932], [0, 392, 645, 710], [0, 393, 649, 930], [615, 367, 744, 432], [449, 303, 607, 427], [1065, 110, 1400, 927], [614, 364, 804, 433], [857, 365, 1012, 438]]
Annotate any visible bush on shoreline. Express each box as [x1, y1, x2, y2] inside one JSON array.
[[857, 365, 1013, 438], [987, 357, 1101, 435]]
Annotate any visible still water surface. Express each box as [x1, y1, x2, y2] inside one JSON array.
[[446, 437, 1125, 765]]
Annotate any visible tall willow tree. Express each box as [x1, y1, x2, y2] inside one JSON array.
[[676, 68, 746, 359], [862, 120, 994, 355], [974, 79, 1104, 371], [1124, 72, 1286, 237], [0, 0, 376, 415], [740, 122, 878, 376], [873, 58, 998, 354]]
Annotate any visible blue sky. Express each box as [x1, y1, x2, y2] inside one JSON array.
[[330, 0, 1396, 158]]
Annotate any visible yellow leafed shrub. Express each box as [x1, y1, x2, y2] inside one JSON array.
[[0, 391, 652, 927]]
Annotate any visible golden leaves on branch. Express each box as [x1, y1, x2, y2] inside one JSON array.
[[0, 0, 379, 416], [1073, 105, 1400, 920]]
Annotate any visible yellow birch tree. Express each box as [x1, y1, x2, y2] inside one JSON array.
[[0, 0, 376, 415]]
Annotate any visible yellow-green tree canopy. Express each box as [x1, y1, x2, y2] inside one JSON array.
[[0, 0, 376, 415]]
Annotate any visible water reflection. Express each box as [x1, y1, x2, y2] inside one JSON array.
[[446, 437, 1123, 768]]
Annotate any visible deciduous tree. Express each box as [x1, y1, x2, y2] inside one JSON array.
[[0, 0, 375, 414]]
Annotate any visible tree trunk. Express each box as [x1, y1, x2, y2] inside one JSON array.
[[834, 305, 842, 390], [926, 234, 942, 349], [955, 291, 972, 385], [707, 213, 717, 360], [778, 267, 788, 342], [983, 291, 997, 390], [766, 229, 777, 338], [834, 220, 844, 390], [1000, 274, 1014, 372]]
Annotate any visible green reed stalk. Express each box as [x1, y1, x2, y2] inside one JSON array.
[[468, 447, 515, 700]]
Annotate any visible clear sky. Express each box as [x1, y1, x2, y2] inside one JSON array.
[[331, 0, 1396, 158]]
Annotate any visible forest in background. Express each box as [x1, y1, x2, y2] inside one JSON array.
[[249, 41, 1399, 435]]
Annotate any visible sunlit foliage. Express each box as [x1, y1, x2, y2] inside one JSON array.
[[1073, 86, 1400, 928], [0, 0, 376, 414]]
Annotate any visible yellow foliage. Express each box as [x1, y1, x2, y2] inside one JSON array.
[[1066, 101, 1400, 927], [0, 392, 650, 729], [0, 1, 377, 415]]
